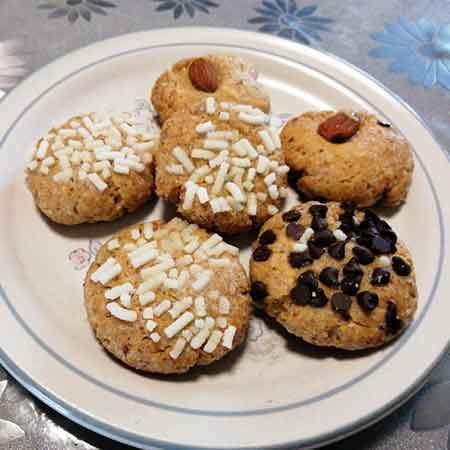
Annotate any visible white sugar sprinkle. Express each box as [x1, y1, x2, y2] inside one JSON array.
[[150, 332, 160, 343], [87, 172, 107, 191], [219, 111, 230, 121], [256, 155, 270, 174], [218, 296, 230, 315], [164, 311, 194, 338], [153, 299, 171, 317], [172, 146, 194, 172], [293, 243, 307, 253], [105, 282, 134, 300], [204, 139, 229, 150], [222, 325, 237, 349], [333, 229, 347, 241], [139, 291, 156, 306], [182, 181, 198, 210], [142, 306, 154, 319], [217, 317, 227, 329], [225, 182, 246, 203], [203, 330, 223, 353], [169, 337, 187, 360], [194, 296, 207, 317], [196, 121, 215, 134], [258, 129, 275, 152], [300, 227, 314, 244], [106, 302, 137, 322], [206, 96, 216, 114], [239, 112, 265, 125], [247, 193, 257, 216], [190, 327, 211, 349], [379, 255, 391, 267], [146, 320, 157, 332]]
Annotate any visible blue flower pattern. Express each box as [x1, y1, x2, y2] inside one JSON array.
[[153, 0, 219, 19], [370, 17, 450, 90], [248, 0, 333, 45], [38, 0, 116, 23]]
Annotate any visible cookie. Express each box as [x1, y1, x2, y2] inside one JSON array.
[[84, 217, 250, 374], [250, 201, 417, 350], [151, 54, 271, 123], [155, 98, 289, 234], [26, 110, 159, 225], [281, 111, 414, 207]]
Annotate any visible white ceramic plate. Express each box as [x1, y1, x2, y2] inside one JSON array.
[[0, 28, 449, 450]]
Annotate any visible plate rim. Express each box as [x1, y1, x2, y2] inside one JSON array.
[[0, 26, 448, 449]]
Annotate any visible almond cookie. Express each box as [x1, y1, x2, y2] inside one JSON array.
[[155, 98, 289, 234], [151, 54, 271, 123], [281, 111, 414, 207], [250, 201, 417, 350], [84, 217, 250, 374], [26, 110, 159, 225]]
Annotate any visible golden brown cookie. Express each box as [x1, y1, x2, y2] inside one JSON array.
[[281, 111, 414, 207], [155, 99, 289, 234], [26, 111, 159, 225], [151, 54, 271, 123], [250, 201, 417, 350], [84, 218, 251, 374]]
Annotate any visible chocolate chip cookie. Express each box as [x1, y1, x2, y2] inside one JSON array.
[[249, 201, 417, 350]]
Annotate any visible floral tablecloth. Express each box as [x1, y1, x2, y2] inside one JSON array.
[[0, 1, 449, 449]]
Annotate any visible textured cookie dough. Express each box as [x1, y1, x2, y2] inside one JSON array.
[[151, 54, 271, 123], [26, 110, 159, 225], [84, 218, 251, 374], [155, 98, 289, 234], [250, 201, 417, 350], [281, 111, 414, 207]]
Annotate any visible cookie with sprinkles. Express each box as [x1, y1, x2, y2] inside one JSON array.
[[84, 218, 250, 374], [281, 111, 414, 207], [155, 98, 289, 234], [25, 110, 159, 225], [249, 201, 417, 350], [151, 54, 271, 123]]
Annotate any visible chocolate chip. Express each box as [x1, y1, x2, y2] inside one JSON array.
[[290, 284, 311, 305], [310, 288, 328, 307], [286, 222, 305, 240], [371, 268, 391, 286], [364, 209, 380, 224], [343, 257, 363, 279], [357, 291, 379, 312], [340, 277, 361, 295], [259, 230, 276, 245], [308, 240, 325, 259], [282, 210, 301, 222], [386, 301, 403, 334], [377, 120, 391, 128], [377, 219, 393, 233], [309, 204, 328, 218], [392, 256, 411, 276], [311, 215, 328, 231], [319, 267, 340, 288], [287, 169, 303, 186], [289, 251, 313, 268], [313, 230, 336, 247], [341, 201, 357, 214], [380, 229, 398, 245], [371, 236, 395, 254], [359, 220, 379, 235], [331, 293, 352, 315], [259, 230, 277, 245], [356, 231, 374, 249], [352, 246, 375, 265], [250, 281, 268, 302], [253, 246, 272, 262], [328, 241, 346, 260], [298, 270, 318, 289]]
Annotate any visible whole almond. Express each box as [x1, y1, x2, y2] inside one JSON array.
[[188, 58, 219, 93], [318, 113, 360, 143]]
